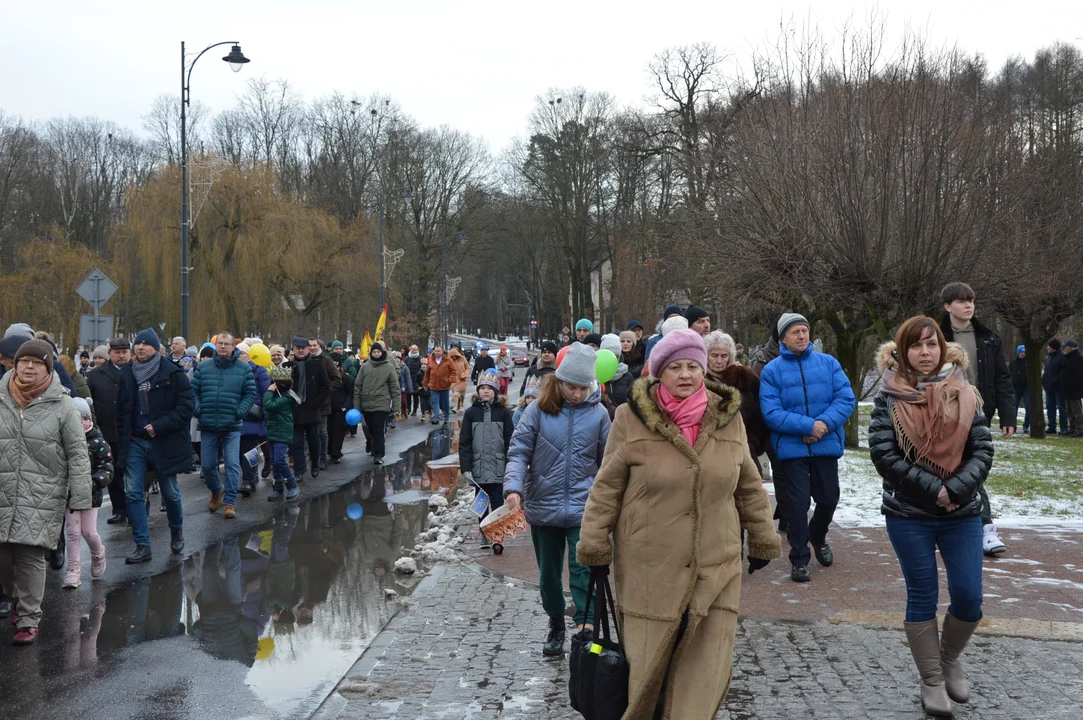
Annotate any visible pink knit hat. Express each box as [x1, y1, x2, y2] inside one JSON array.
[[648, 329, 707, 377]]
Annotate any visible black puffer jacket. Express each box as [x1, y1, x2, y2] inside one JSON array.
[[939, 315, 1015, 428], [868, 342, 994, 521]]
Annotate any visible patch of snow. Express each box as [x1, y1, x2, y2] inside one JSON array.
[[393, 557, 417, 574], [429, 494, 449, 510]]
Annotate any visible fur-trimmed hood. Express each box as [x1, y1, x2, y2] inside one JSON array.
[[876, 341, 969, 373], [627, 376, 741, 443], [470, 393, 508, 407]]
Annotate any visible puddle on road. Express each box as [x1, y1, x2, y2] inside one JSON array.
[[8, 426, 458, 720]]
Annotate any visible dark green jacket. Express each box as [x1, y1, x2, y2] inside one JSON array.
[[263, 390, 295, 444], [353, 356, 400, 413], [192, 349, 256, 432]]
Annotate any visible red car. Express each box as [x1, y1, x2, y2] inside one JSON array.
[[513, 352, 530, 367]]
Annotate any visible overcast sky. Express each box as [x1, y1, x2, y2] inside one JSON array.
[[3, 1, 1081, 153]]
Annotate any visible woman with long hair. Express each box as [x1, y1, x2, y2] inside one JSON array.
[[504, 343, 611, 657], [577, 329, 779, 719], [869, 316, 992, 717]]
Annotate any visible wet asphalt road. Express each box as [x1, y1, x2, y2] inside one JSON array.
[[0, 418, 449, 720]]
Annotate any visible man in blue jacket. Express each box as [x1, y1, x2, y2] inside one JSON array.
[[760, 313, 856, 583], [192, 332, 256, 521]]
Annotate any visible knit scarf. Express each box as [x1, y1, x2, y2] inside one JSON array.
[[880, 363, 978, 479], [8, 371, 52, 409], [657, 382, 709, 446], [132, 353, 159, 387]]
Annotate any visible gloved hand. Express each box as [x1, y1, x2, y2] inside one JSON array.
[[747, 557, 770, 575], [590, 565, 610, 577], [461, 471, 473, 483]]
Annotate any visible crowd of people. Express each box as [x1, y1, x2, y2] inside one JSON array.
[[0, 322, 505, 646], [488, 281, 1074, 719], [0, 279, 1075, 717]]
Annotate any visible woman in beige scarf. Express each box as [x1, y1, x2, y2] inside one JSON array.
[[0, 339, 93, 645], [868, 316, 993, 717]]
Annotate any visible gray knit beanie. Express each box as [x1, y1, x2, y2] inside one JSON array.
[[776, 313, 809, 338], [556, 343, 597, 387]]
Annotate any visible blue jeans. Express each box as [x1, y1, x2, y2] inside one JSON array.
[[1014, 387, 1030, 430], [270, 442, 296, 490], [885, 514, 983, 623], [124, 437, 183, 547], [1046, 389, 1069, 432], [782, 456, 840, 566], [202, 430, 241, 506], [432, 390, 451, 421]]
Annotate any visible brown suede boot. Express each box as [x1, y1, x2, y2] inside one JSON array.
[[904, 619, 953, 717], [208, 490, 224, 513], [940, 613, 979, 703]]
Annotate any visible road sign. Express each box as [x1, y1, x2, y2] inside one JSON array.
[[76, 269, 118, 311], [80, 314, 114, 347], [562, 326, 571, 335]]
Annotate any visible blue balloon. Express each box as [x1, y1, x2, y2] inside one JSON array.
[[345, 409, 362, 426], [346, 503, 364, 520]]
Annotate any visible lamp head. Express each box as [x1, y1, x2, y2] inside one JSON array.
[[222, 44, 250, 73]]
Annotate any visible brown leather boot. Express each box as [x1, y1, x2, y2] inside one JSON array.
[[904, 619, 953, 717], [940, 613, 979, 703], [208, 490, 224, 513]]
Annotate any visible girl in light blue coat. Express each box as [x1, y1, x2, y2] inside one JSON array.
[[504, 343, 611, 657]]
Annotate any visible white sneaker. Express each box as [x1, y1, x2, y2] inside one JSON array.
[[983, 523, 1007, 556], [62, 569, 81, 589]]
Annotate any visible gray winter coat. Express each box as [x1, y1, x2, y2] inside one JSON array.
[[503, 387, 611, 528], [0, 373, 93, 549], [459, 396, 515, 485]]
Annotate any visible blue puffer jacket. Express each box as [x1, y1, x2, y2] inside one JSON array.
[[503, 387, 612, 528], [192, 349, 257, 433], [759, 344, 856, 461], [241, 362, 271, 436]]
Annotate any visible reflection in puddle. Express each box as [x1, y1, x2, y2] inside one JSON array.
[[36, 428, 454, 719]]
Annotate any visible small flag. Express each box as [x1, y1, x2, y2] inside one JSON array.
[[244, 446, 262, 467], [470, 489, 490, 518]]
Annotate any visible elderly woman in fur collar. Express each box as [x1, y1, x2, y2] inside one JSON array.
[[869, 316, 992, 718], [577, 329, 780, 720], [704, 331, 770, 463]]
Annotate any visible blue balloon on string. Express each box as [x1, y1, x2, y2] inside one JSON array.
[[346, 503, 364, 520], [345, 409, 362, 426]]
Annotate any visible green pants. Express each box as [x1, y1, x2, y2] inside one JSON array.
[[531, 525, 593, 626]]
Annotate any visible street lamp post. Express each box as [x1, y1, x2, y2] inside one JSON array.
[[180, 41, 249, 341], [441, 232, 466, 349]]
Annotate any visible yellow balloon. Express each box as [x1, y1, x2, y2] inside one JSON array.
[[248, 342, 272, 368]]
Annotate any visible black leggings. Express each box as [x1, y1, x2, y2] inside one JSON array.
[[364, 411, 389, 458]]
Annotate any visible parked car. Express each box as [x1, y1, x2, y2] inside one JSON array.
[[513, 351, 530, 367]]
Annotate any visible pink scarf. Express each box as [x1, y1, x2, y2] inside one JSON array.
[[657, 382, 709, 446]]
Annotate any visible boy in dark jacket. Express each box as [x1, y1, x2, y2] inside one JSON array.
[[938, 282, 1012, 556], [264, 365, 299, 501], [458, 369, 515, 553]]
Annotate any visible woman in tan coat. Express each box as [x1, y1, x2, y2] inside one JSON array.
[[577, 329, 781, 719], [449, 347, 470, 413]]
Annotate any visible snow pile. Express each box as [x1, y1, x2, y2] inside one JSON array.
[[393, 557, 417, 574], [409, 485, 478, 564]]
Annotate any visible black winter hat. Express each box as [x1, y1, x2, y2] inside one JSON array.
[[626, 320, 644, 331], [0, 335, 25, 359], [684, 305, 710, 324], [541, 341, 559, 355], [1049, 339, 1062, 351], [1066, 340, 1079, 349], [662, 305, 683, 320], [583, 333, 603, 347]]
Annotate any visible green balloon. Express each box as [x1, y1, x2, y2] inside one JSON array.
[[595, 349, 619, 384]]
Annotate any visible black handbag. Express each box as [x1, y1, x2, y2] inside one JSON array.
[[245, 403, 264, 422], [569, 568, 629, 720]]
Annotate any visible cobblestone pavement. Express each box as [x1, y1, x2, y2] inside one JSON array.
[[314, 562, 1083, 720]]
